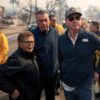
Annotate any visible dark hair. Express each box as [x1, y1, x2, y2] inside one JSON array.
[[49, 14, 56, 19], [17, 31, 34, 42], [35, 10, 48, 16], [90, 21, 99, 30]]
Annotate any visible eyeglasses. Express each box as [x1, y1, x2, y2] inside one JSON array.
[[68, 16, 81, 21], [21, 41, 34, 44]]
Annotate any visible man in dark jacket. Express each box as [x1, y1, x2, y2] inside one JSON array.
[[0, 31, 39, 100], [58, 7, 100, 100], [30, 10, 59, 100]]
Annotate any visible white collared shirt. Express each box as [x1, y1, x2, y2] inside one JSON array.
[[68, 31, 78, 45]]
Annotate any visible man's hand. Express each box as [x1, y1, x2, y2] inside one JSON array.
[[11, 89, 20, 100]]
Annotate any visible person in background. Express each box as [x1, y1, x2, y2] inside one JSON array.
[[0, 31, 39, 100], [49, 14, 64, 35], [89, 21, 100, 36], [89, 21, 100, 98], [0, 31, 9, 64], [81, 18, 89, 31], [30, 10, 59, 100], [58, 7, 100, 100]]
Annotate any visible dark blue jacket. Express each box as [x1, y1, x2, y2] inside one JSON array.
[[58, 29, 100, 87], [30, 27, 59, 77]]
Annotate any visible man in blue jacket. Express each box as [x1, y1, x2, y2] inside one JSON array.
[[58, 7, 100, 100], [30, 10, 59, 100]]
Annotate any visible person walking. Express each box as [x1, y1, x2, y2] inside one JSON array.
[[30, 10, 59, 100], [58, 7, 100, 100], [0, 31, 39, 100]]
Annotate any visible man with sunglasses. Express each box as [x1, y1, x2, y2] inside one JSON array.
[[58, 7, 100, 100]]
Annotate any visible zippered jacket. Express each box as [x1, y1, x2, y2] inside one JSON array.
[[58, 29, 100, 87], [30, 27, 59, 77], [0, 48, 39, 100]]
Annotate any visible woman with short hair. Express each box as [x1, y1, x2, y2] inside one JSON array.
[[0, 31, 39, 100]]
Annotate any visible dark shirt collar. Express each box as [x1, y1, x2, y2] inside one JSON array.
[[37, 26, 52, 36], [18, 47, 34, 59]]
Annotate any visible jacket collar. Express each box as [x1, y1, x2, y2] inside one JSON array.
[[65, 28, 86, 41], [36, 26, 53, 36], [18, 47, 34, 59]]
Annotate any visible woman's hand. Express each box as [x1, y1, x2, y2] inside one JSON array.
[[11, 89, 20, 100], [94, 72, 99, 81]]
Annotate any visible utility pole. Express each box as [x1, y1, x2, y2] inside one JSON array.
[[59, 0, 67, 24], [59, 0, 62, 23], [35, 0, 37, 11], [0, 6, 4, 26]]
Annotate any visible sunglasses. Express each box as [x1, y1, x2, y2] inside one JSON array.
[[68, 16, 81, 21]]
